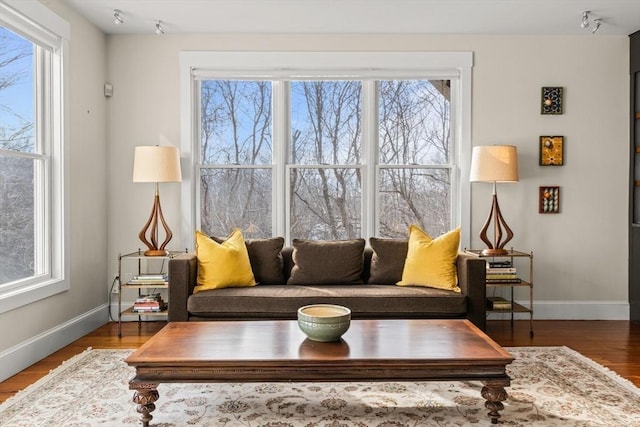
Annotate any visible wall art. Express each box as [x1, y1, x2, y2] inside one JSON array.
[[539, 136, 564, 166], [539, 186, 560, 214], [541, 87, 563, 115]]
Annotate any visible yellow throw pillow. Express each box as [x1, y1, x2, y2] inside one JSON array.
[[397, 225, 461, 292], [194, 229, 256, 293]]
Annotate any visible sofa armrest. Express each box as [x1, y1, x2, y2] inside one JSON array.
[[456, 252, 486, 330], [168, 252, 197, 321]]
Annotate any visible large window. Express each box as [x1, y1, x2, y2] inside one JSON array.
[[0, 1, 68, 312], [182, 52, 472, 245]]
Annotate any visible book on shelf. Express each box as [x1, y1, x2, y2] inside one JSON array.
[[486, 266, 517, 274], [135, 273, 167, 279], [487, 260, 512, 268], [487, 296, 512, 310], [486, 277, 522, 284], [133, 293, 165, 310], [131, 306, 166, 313], [486, 273, 519, 280], [128, 276, 168, 285], [135, 293, 163, 302]]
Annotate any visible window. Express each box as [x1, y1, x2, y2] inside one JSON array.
[[378, 80, 452, 238], [0, 1, 69, 312], [199, 80, 273, 236], [289, 80, 362, 240], [182, 52, 472, 246]]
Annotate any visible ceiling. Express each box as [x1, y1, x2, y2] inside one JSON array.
[[62, 0, 640, 36]]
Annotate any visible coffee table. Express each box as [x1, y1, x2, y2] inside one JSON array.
[[125, 319, 513, 426]]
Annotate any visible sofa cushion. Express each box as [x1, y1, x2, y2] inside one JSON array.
[[397, 225, 461, 292], [368, 238, 408, 285], [194, 229, 256, 293], [246, 237, 285, 284], [288, 239, 366, 285], [187, 284, 466, 319], [212, 235, 285, 285]]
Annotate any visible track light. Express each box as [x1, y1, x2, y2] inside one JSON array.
[[580, 10, 590, 29], [592, 18, 602, 34], [113, 9, 124, 25], [155, 20, 165, 35], [580, 10, 603, 34]]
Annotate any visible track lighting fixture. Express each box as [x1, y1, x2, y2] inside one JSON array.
[[155, 20, 165, 35], [113, 9, 124, 25], [580, 10, 603, 34], [592, 18, 602, 34], [580, 10, 590, 29]]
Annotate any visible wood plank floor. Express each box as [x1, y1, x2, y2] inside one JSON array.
[[1, 320, 639, 404]]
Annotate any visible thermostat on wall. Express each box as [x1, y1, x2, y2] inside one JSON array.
[[104, 83, 113, 97]]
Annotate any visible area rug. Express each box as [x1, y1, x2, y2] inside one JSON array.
[[1, 347, 639, 426]]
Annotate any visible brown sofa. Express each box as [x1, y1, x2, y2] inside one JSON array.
[[168, 238, 487, 330]]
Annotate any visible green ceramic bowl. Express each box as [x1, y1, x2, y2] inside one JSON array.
[[297, 304, 351, 342]]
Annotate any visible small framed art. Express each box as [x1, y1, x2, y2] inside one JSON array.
[[539, 186, 560, 214], [541, 87, 563, 115], [539, 136, 564, 166]]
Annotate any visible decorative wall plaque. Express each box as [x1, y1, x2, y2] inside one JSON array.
[[541, 87, 563, 115], [539, 136, 564, 166], [539, 186, 560, 213]]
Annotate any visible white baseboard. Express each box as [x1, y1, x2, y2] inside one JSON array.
[[0, 304, 109, 382], [487, 300, 630, 320]]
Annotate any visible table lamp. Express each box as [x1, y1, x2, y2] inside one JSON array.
[[469, 145, 519, 256], [132, 145, 182, 256]]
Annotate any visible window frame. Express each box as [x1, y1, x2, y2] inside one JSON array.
[[180, 51, 472, 247], [0, 0, 69, 313]]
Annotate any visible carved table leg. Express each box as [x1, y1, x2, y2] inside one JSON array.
[[131, 383, 159, 427], [481, 379, 509, 424]]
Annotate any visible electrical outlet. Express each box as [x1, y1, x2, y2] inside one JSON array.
[[112, 275, 120, 294]]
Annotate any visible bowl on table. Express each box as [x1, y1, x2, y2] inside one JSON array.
[[297, 304, 351, 342]]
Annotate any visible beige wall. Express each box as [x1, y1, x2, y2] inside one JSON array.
[[0, 0, 107, 352], [107, 34, 629, 317]]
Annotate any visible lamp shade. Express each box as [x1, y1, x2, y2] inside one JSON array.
[[132, 146, 182, 183], [469, 145, 519, 183]]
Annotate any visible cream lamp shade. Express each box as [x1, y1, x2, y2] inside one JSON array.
[[469, 145, 519, 183], [132, 146, 182, 183]]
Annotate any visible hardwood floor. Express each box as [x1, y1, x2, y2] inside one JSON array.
[[1, 320, 639, 404]]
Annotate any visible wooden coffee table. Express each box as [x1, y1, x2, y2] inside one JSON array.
[[125, 319, 513, 426]]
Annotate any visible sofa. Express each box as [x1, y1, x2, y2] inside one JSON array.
[[168, 236, 487, 330]]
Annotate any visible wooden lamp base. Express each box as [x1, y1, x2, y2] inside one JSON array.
[[139, 189, 173, 257], [479, 193, 514, 257]]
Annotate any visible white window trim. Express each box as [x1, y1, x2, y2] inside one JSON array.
[[180, 51, 472, 249], [0, 0, 70, 313]]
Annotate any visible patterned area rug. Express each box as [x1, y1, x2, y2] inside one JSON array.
[[1, 347, 639, 426]]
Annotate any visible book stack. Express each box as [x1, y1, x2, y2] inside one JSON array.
[[486, 260, 521, 284], [487, 296, 512, 310], [128, 273, 168, 286], [132, 293, 167, 313]]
